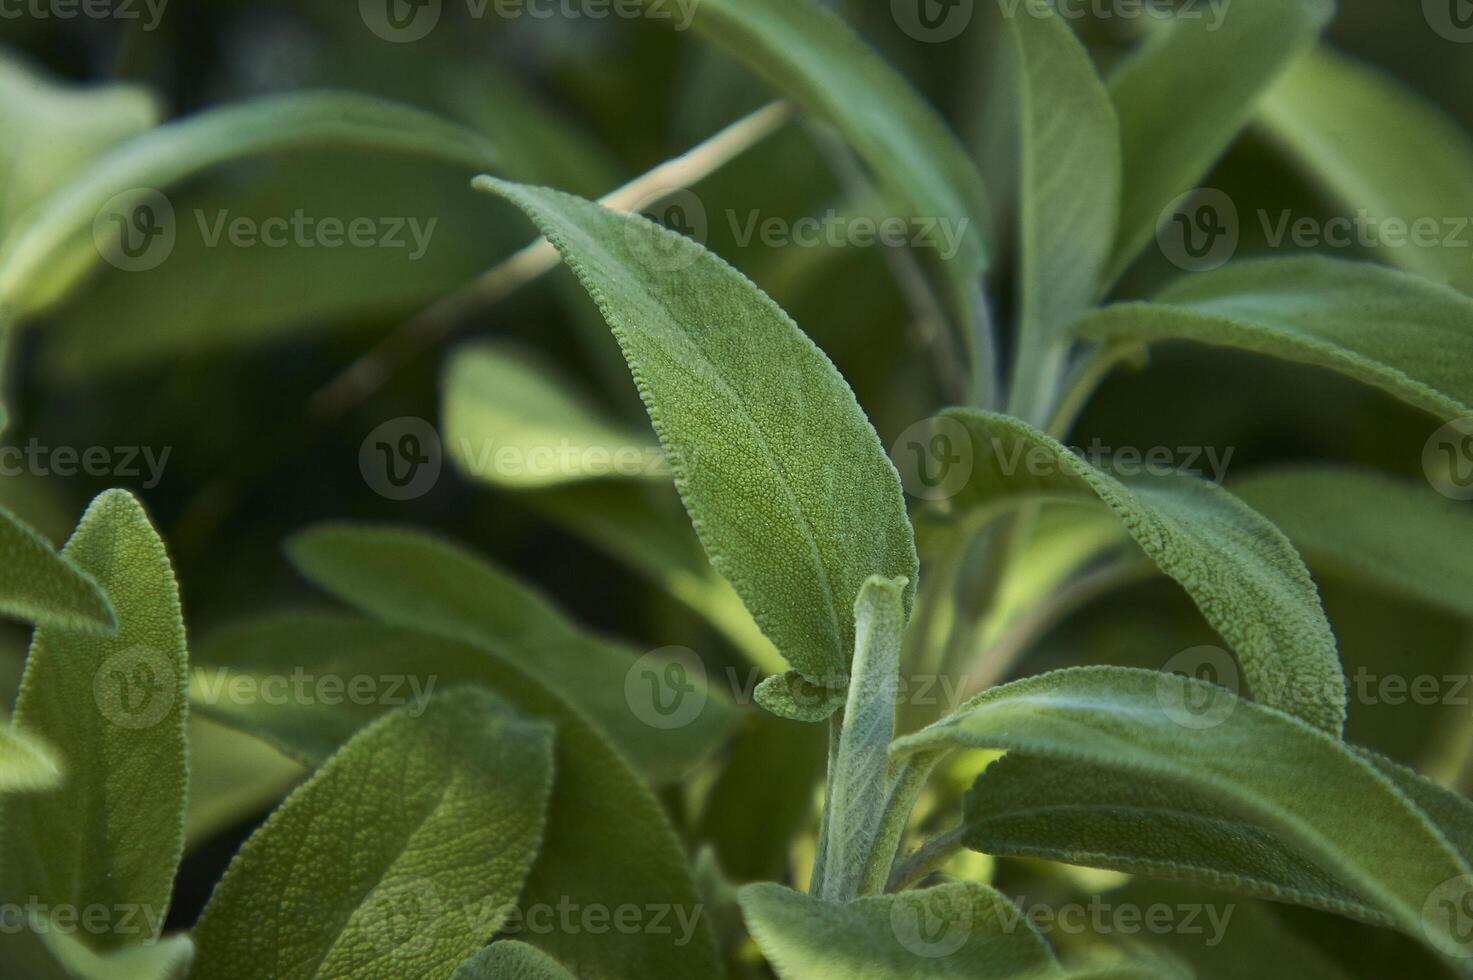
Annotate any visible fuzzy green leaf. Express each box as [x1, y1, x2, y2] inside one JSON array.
[[739, 881, 1058, 980], [893, 667, 1473, 967], [0, 503, 116, 635], [1077, 256, 1473, 420], [193, 614, 721, 979], [817, 576, 906, 901], [475, 178, 918, 685], [754, 670, 847, 724], [443, 342, 666, 489], [453, 942, 577, 980], [190, 688, 553, 980], [286, 523, 734, 783], [0, 490, 188, 949], [946, 409, 1345, 733], [1234, 466, 1473, 619], [1105, 0, 1332, 282], [1260, 46, 1473, 294]]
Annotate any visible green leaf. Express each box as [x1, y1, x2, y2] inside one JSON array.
[[190, 688, 553, 980], [476, 178, 918, 686], [184, 716, 301, 852], [1077, 256, 1473, 420], [0, 724, 61, 796], [0, 490, 188, 949], [0, 51, 160, 238], [442, 341, 666, 489], [738, 880, 1059, 979], [6, 930, 194, 980], [754, 670, 847, 723], [817, 576, 906, 901], [1234, 465, 1473, 619], [1355, 748, 1473, 865], [666, 0, 989, 361], [1004, 1, 1121, 421], [1259, 46, 1473, 294], [1105, 0, 1332, 283], [452, 941, 576, 980], [892, 667, 1473, 966], [0, 503, 116, 634], [0, 92, 498, 320], [286, 523, 734, 783], [946, 409, 1345, 734], [193, 614, 721, 978]]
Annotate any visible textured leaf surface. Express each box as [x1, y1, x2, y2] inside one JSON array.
[[476, 178, 917, 684], [1077, 256, 1473, 420], [0, 503, 115, 634], [286, 523, 733, 783], [739, 881, 1057, 979], [193, 614, 721, 979], [1, 490, 188, 948], [1105, 0, 1332, 282], [1235, 466, 1473, 619], [893, 667, 1472, 964], [1260, 46, 1473, 293], [946, 409, 1345, 733], [191, 688, 553, 980], [453, 942, 577, 980], [443, 342, 665, 489]]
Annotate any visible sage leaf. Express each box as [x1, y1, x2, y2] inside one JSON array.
[[946, 409, 1345, 734], [286, 523, 734, 783], [1105, 0, 1332, 283], [476, 177, 918, 685], [0, 503, 115, 635], [1076, 256, 1473, 420], [442, 341, 666, 489], [1, 490, 188, 949], [190, 688, 554, 980], [893, 667, 1473, 967], [193, 614, 721, 979], [5, 929, 194, 980], [1260, 46, 1473, 293], [1234, 466, 1473, 619], [452, 941, 576, 980], [817, 576, 906, 901], [754, 670, 846, 724], [738, 880, 1058, 979], [0, 724, 61, 796]]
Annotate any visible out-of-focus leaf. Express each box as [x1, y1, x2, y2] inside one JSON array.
[[739, 881, 1059, 979], [817, 576, 905, 900], [663, 0, 989, 360], [190, 689, 553, 980], [193, 614, 721, 978], [442, 342, 665, 489], [0, 724, 61, 796], [1105, 0, 1333, 283], [452, 942, 576, 980], [0, 504, 115, 634], [893, 667, 1472, 967], [1, 490, 188, 949], [6, 930, 193, 980], [0, 52, 160, 237], [1260, 46, 1473, 293], [946, 409, 1345, 734], [0, 92, 498, 320], [477, 178, 918, 686], [1077, 256, 1473, 421], [1004, 1, 1120, 422], [286, 523, 734, 783], [1234, 466, 1473, 620], [184, 716, 301, 851]]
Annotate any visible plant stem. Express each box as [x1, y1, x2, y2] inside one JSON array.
[[887, 823, 966, 893], [860, 752, 942, 895]]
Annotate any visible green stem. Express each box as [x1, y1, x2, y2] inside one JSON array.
[[859, 752, 942, 895], [887, 824, 966, 893]]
